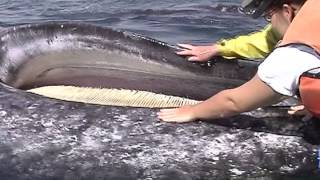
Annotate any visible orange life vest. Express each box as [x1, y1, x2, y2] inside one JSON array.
[[279, 0, 320, 118], [299, 67, 320, 117]]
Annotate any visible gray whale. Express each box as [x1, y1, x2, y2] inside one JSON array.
[[0, 22, 319, 180]]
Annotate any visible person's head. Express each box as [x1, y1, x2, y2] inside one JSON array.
[[240, 0, 306, 37]]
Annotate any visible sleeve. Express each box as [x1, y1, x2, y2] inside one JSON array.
[[216, 24, 281, 60], [258, 47, 320, 97]]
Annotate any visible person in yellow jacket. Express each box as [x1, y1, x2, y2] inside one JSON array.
[[157, 0, 318, 122], [176, 0, 304, 62], [178, 24, 281, 61]]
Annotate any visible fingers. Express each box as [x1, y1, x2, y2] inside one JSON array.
[[176, 44, 194, 56], [287, 110, 295, 115], [177, 43, 194, 50], [288, 105, 307, 116], [175, 43, 214, 62], [157, 108, 178, 119], [187, 56, 200, 61], [176, 50, 200, 61], [175, 49, 201, 61], [157, 107, 195, 123], [157, 108, 178, 120], [176, 50, 192, 56], [290, 105, 305, 111]]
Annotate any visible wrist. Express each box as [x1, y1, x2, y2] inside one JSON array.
[[212, 44, 221, 56]]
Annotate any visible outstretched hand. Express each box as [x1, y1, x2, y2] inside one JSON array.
[[157, 105, 197, 123], [288, 105, 307, 116], [176, 43, 219, 62], [288, 105, 313, 121]]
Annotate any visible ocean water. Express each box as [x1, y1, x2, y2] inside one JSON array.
[[0, 1, 319, 180], [0, 0, 267, 44]]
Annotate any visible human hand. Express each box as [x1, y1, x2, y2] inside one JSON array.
[[288, 105, 308, 116], [157, 105, 197, 123], [288, 105, 313, 121], [176, 43, 219, 62]]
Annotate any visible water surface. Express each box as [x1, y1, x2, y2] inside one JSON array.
[[0, 0, 267, 44]]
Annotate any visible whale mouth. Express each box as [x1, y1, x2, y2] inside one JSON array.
[[0, 23, 256, 107]]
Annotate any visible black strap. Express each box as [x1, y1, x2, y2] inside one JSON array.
[[284, 43, 320, 58]]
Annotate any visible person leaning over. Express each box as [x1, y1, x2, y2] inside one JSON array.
[[158, 0, 320, 122], [177, 0, 308, 115], [176, 0, 306, 62]]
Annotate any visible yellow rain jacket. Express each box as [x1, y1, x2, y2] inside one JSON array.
[[216, 24, 281, 60]]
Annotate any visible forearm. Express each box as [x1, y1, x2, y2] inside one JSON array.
[[191, 78, 282, 121], [192, 90, 243, 120]]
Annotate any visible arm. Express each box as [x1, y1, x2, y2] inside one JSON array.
[[217, 24, 280, 60], [157, 74, 283, 123], [176, 24, 281, 62]]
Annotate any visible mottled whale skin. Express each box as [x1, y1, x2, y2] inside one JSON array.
[[0, 22, 319, 180]]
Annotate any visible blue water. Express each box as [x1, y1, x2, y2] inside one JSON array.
[[0, 0, 267, 44], [1, 2, 319, 180]]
